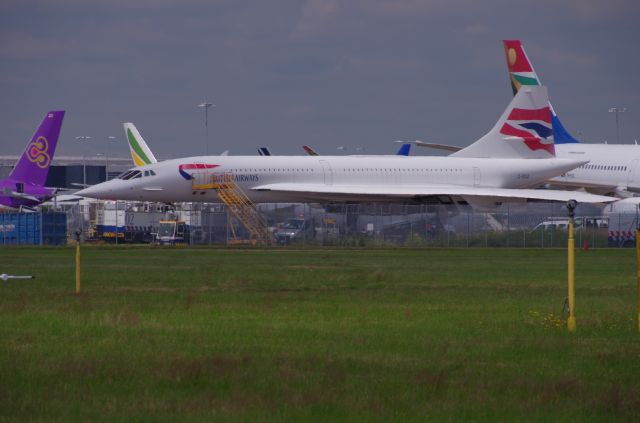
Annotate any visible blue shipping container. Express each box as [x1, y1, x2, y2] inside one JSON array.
[[0, 212, 67, 245]]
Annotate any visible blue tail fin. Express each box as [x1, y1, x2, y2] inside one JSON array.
[[257, 147, 272, 156], [396, 143, 411, 156], [552, 114, 580, 144]]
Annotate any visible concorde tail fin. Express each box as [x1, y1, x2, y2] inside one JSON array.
[[452, 86, 554, 159]]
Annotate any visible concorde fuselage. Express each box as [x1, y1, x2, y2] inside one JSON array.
[[78, 154, 586, 203]]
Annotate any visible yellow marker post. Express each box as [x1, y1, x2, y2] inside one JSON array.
[[567, 200, 577, 332], [636, 228, 640, 332], [75, 230, 81, 295]]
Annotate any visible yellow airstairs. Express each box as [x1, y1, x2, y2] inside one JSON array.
[[191, 172, 272, 245]]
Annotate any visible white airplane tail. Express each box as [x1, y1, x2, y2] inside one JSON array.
[[452, 86, 554, 159], [123, 123, 158, 166]]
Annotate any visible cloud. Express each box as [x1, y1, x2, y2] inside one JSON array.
[[356, 0, 475, 17], [463, 24, 489, 35], [566, 0, 638, 19], [0, 0, 638, 156], [530, 45, 599, 69], [291, 0, 341, 39]]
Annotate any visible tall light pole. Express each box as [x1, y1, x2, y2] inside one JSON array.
[[608, 107, 627, 143], [75, 136, 91, 187], [198, 102, 214, 155], [106, 136, 116, 180], [75, 135, 91, 240]]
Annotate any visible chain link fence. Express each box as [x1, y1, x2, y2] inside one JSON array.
[[38, 200, 634, 248]]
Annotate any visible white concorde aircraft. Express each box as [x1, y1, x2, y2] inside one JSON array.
[[77, 86, 614, 206], [418, 40, 640, 198]]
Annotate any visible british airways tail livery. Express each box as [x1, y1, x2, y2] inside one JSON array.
[[1, 111, 65, 209]]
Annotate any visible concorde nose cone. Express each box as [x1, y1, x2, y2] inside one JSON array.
[[76, 180, 115, 199]]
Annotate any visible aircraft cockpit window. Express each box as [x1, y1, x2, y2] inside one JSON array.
[[119, 170, 136, 180], [150, 170, 156, 176], [121, 170, 142, 180], [144, 170, 150, 177]]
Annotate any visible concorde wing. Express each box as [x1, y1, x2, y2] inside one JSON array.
[[252, 183, 616, 204]]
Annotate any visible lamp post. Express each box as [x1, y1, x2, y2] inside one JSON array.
[[75, 136, 91, 239], [566, 199, 577, 332], [608, 107, 627, 143], [75, 136, 91, 187], [106, 136, 115, 180], [198, 102, 214, 155]]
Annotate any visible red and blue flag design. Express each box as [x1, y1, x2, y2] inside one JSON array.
[[178, 163, 219, 180], [500, 107, 554, 155]]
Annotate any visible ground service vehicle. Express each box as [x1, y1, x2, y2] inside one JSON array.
[[156, 220, 189, 245], [274, 218, 312, 244]]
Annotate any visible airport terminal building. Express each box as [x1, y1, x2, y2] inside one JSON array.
[[0, 155, 132, 188]]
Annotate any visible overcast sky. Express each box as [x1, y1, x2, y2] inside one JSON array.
[[1, 0, 638, 160]]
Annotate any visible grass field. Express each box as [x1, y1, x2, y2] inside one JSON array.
[[1, 246, 639, 421]]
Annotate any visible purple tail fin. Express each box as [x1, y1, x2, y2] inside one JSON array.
[[9, 111, 65, 186]]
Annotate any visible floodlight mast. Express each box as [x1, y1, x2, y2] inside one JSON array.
[[198, 102, 215, 155], [608, 107, 627, 143], [566, 199, 577, 332], [75, 136, 91, 187]]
